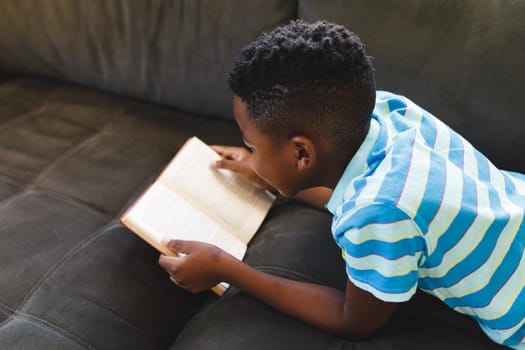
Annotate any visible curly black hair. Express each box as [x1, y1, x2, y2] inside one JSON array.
[[228, 20, 376, 147]]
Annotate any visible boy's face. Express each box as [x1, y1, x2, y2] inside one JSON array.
[[233, 95, 307, 197]]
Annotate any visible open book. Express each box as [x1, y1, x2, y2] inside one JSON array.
[[120, 136, 276, 295]]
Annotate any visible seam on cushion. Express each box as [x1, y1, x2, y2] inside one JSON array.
[[1, 221, 160, 347], [0, 172, 138, 218], [0, 188, 29, 211], [0, 223, 120, 349], [252, 265, 324, 285], [0, 189, 112, 222], [0, 311, 94, 350], [16, 222, 157, 347], [0, 84, 122, 189], [76, 283, 158, 340], [30, 103, 130, 188], [0, 300, 14, 321], [0, 85, 66, 134], [0, 174, 23, 200], [16, 222, 117, 312], [34, 188, 113, 222], [32, 131, 166, 217]]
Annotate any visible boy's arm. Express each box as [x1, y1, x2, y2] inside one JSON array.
[[159, 240, 398, 339]]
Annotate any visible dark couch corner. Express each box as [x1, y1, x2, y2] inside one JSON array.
[[0, 1, 521, 349]]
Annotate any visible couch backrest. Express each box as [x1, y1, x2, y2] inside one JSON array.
[[2, 0, 524, 172], [300, 0, 525, 172], [0, 0, 296, 120]]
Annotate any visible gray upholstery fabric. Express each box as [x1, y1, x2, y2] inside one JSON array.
[[0, 78, 242, 349], [175, 293, 505, 350], [0, 1, 522, 349], [299, 0, 525, 173], [0, 0, 296, 120]]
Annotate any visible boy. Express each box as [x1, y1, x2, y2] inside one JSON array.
[[159, 20, 525, 348]]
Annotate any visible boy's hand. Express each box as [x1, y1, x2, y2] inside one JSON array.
[[158, 240, 233, 293], [211, 145, 274, 191]]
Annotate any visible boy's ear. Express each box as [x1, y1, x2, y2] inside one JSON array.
[[290, 136, 316, 171]]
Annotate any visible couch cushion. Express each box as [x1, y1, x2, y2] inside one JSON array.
[[174, 201, 505, 350], [0, 191, 109, 309], [174, 292, 504, 350], [299, 0, 525, 173], [0, 318, 88, 350], [0, 0, 296, 120], [0, 77, 243, 349]]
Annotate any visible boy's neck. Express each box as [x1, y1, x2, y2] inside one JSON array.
[[318, 123, 370, 190], [315, 142, 356, 190]]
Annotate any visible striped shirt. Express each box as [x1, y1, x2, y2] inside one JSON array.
[[326, 91, 525, 348]]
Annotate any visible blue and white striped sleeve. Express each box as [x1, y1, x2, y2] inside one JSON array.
[[333, 203, 426, 302]]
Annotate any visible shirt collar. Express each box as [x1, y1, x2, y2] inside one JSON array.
[[326, 117, 380, 214]]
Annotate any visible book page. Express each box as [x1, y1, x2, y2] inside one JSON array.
[[122, 181, 247, 261], [159, 137, 275, 244]]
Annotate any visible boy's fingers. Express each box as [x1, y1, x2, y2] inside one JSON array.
[[213, 158, 245, 172], [158, 256, 185, 286], [211, 145, 248, 160], [158, 243, 187, 270], [210, 145, 229, 154], [211, 145, 238, 157], [164, 239, 191, 255], [158, 254, 178, 271]]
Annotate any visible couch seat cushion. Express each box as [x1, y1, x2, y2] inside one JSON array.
[[0, 77, 242, 349]]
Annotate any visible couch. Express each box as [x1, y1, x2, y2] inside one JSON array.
[[1, 1, 522, 349]]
